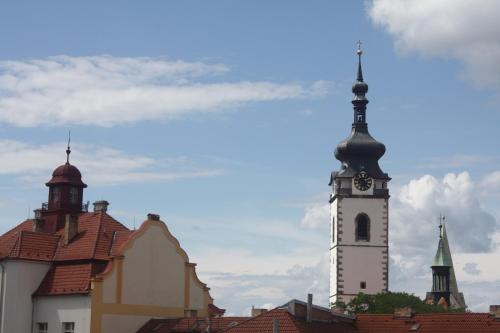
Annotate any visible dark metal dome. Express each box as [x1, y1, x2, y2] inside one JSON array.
[[46, 162, 87, 187]]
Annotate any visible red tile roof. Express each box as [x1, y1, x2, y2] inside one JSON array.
[[34, 262, 106, 296], [0, 212, 132, 262], [136, 317, 250, 333], [209, 303, 227, 316], [356, 313, 500, 333], [0, 212, 133, 296], [223, 308, 358, 333], [53, 212, 132, 261]]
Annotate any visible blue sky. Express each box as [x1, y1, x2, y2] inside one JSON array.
[[0, 0, 499, 314]]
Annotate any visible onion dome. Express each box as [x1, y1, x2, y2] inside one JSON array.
[[46, 140, 87, 188], [333, 42, 389, 179]]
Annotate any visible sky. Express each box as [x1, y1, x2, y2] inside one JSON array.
[[0, 0, 499, 314]]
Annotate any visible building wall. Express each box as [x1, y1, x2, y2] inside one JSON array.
[[330, 196, 389, 305], [121, 223, 185, 307], [0, 260, 50, 333], [32, 295, 91, 333], [91, 219, 212, 333], [101, 314, 151, 333]]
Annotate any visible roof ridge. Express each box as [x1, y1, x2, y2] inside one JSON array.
[[103, 212, 131, 231], [222, 308, 287, 332], [51, 234, 62, 261], [7, 234, 17, 258], [91, 212, 105, 259]]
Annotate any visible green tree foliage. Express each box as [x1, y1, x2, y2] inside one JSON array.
[[332, 292, 466, 314]]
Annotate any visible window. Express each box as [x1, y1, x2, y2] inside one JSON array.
[[360, 281, 367, 289], [355, 214, 370, 241], [52, 188, 60, 203], [37, 322, 48, 333], [69, 187, 78, 204], [62, 322, 75, 333]]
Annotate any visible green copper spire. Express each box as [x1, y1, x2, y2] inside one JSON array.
[[432, 224, 453, 266], [430, 218, 466, 309]]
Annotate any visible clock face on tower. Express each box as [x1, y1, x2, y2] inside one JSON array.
[[354, 171, 373, 191]]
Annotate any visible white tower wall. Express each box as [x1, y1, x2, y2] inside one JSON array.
[[329, 194, 389, 305]]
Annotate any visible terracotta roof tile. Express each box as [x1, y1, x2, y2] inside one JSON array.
[[0, 212, 132, 296], [34, 263, 94, 296], [356, 313, 500, 333], [0, 220, 33, 258], [53, 212, 131, 261], [136, 317, 250, 333], [16, 231, 60, 261], [223, 308, 357, 333]]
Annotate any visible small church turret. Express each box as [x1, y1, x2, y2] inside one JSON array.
[[430, 223, 452, 305], [40, 137, 87, 233], [329, 43, 390, 306], [426, 216, 466, 308]]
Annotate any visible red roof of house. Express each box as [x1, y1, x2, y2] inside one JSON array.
[[136, 317, 250, 333], [0, 212, 132, 262], [209, 303, 227, 315], [34, 262, 107, 296], [356, 313, 500, 333], [0, 211, 133, 296], [222, 308, 357, 333]]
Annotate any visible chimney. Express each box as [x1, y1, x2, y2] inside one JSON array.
[[32, 209, 45, 232], [306, 293, 313, 323], [64, 214, 78, 245], [93, 200, 109, 213], [251, 306, 268, 317], [394, 307, 414, 319], [147, 213, 160, 221], [272, 319, 279, 333], [490, 305, 500, 319]]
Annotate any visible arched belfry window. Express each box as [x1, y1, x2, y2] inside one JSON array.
[[355, 213, 370, 241]]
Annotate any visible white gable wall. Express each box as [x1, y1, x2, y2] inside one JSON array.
[[121, 223, 185, 307], [32, 295, 91, 333], [0, 260, 50, 333]]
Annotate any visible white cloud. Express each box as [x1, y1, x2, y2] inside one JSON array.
[[0, 55, 329, 127], [301, 203, 330, 228], [198, 252, 330, 315], [389, 172, 500, 311], [0, 139, 222, 186], [368, 0, 500, 90]]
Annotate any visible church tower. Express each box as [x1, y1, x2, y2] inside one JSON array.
[[426, 218, 466, 308], [329, 44, 390, 306]]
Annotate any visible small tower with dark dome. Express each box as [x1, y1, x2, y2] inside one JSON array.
[[329, 43, 390, 306], [39, 139, 87, 233]]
